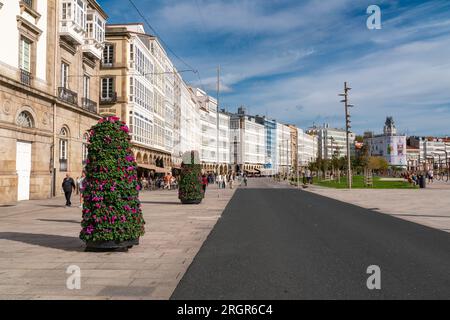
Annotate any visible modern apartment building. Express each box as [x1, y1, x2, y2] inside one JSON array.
[[276, 122, 292, 174], [0, 0, 107, 205], [288, 125, 298, 174], [409, 136, 450, 168], [298, 129, 318, 167], [311, 124, 355, 160], [230, 107, 265, 174], [195, 88, 230, 174], [255, 116, 278, 175]]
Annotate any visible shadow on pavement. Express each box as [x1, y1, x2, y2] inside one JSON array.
[[0, 232, 85, 252], [37, 219, 80, 224], [140, 201, 182, 205]]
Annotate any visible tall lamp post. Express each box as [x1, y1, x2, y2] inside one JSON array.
[[339, 82, 354, 189]]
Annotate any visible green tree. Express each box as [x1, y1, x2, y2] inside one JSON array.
[[80, 116, 145, 246]]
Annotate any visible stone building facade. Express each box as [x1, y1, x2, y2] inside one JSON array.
[[0, 0, 107, 205]]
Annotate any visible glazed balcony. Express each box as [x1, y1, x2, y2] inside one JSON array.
[[59, 0, 87, 46], [82, 10, 105, 60]]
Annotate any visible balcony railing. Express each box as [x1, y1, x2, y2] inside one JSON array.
[[58, 87, 78, 106], [22, 0, 33, 8], [100, 92, 117, 104], [20, 69, 32, 86], [81, 97, 97, 113]]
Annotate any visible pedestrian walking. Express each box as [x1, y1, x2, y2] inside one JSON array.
[[221, 174, 226, 189], [228, 174, 234, 189], [217, 174, 223, 189], [62, 174, 76, 207], [202, 174, 208, 197], [427, 169, 434, 183], [243, 174, 248, 187]]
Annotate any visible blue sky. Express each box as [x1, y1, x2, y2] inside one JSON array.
[[98, 0, 450, 136]]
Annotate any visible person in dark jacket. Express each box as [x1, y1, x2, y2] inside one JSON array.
[[62, 174, 76, 207]]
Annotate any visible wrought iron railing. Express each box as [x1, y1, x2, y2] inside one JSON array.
[[20, 69, 32, 86], [81, 98, 97, 113], [100, 92, 117, 104], [58, 87, 78, 106]]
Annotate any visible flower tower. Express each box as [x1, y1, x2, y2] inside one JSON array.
[[80, 116, 145, 251], [178, 150, 204, 204]]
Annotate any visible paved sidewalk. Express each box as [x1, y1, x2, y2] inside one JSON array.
[[0, 183, 237, 300], [304, 181, 450, 233]]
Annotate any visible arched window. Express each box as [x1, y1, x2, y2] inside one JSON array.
[[17, 111, 34, 128], [59, 127, 69, 172]]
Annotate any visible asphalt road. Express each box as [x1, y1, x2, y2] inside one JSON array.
[[171, 179, 450, 300]]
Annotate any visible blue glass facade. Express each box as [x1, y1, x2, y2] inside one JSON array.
[[256, 116, 277, 169]]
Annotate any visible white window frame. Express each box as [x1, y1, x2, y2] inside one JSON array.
[[83, 75, 90, 99], [103, 43, 113, 65], [61, 62, 69, 88], [19, 37, 32, 72], [101, 77, 114, 99]]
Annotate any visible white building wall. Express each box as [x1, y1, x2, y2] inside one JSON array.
[[0, 0, 48, 81], [318, 127, 355, 159], [244, 118, 265, 165], [276, 123, 291, 171], [298, 129, 318, 166]]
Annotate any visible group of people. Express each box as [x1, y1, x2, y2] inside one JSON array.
[[61, 170, 248, 207], [200, 172, 248, 195], [216, 173, 238, 189], [403, 169, 434, 186], [139, 174, 178, 191]]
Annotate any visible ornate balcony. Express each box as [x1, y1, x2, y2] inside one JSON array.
[[100, 92, 117, 104], [20, 69, 32, 86], [81, 97, 97, 113], [58, 87, 78, 106]]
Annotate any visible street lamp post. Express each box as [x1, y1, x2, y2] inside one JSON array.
[[339, 82, 354, 189]]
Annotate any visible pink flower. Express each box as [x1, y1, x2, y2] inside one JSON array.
[[120, 126, 129, 133], [136, 185, 141, 191]]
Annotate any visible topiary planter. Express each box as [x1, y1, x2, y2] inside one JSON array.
[[179, 151, 204, 205], [80, 116, 146, 252], [85, 238, 140, 252]]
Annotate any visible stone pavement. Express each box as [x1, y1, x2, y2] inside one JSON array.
[[0, 183, 237, 300], [304, 180, 450, 233]]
